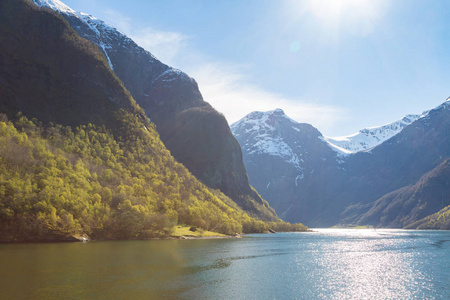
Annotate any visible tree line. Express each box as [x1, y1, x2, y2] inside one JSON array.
[[0, 113, 307, 241]]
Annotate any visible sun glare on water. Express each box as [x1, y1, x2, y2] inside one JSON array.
[[307, 229, 432, 299]]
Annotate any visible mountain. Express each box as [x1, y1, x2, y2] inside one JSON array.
[[0, 0, 148, 133], [231, 109, 346, 225], [0, 0, 303, 242], [406, 205, 450, 230], [340, 99, 450, 227], [232, 99, 450, 227], [350, 159, 450, 228], [31, 0, 277, 220], [344, 100, 450, 199], [324, 114, 420, 153]]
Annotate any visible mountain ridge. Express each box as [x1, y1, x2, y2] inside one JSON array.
[[352, 159, 450, 228], [324, 114, 420, 154], [232, 99, 450, 227], [231, 108, 343, 224], [32, 0, 278, 221], [324, 97, 450, 154], [0, 0, 304, 242]]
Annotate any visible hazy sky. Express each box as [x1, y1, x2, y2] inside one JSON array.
[[63, 0, 450, 136]]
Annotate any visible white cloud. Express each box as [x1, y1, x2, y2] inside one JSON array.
[[102, 9, 188, 65], [129, 28, 188, 65], [102, 9, 132, 33], [101, 9, 347, 135], [188, 61, 347, 133]]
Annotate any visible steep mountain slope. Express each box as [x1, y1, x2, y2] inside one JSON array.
[[0, 0, 296, 242], [406, 205, 450, 230], [351, 160, 450, 228], [343, 99, 450, 211], [232, 100, 450, 227], [0, 0, 146, 132], [31, 0, 276, 220], [231, 109, 346, 225], [324, 114, 420, 153]]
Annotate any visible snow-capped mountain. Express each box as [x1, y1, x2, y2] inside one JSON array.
[[32, 0, 136, 70], [33, 0, 72, 14], [31, 0, 278, 220], [324, 98, 450, 154], [32, 0, 186, 81], [231, 109, 343, 221], [232, 98, 450, 227], [231, 109, 304, 170], [324, 114, 420, 153], [340, 97, 450, 227]]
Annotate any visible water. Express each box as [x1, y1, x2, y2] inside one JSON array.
[[0, 229, 449, 299]]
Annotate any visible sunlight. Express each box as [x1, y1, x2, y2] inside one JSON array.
[[286, 0, 390, 36], [303, 229, 431, 299], [309, 0, 376, 24]]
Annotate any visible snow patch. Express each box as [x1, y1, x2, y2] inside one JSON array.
[[33, 0, 121, 70], [248, 136, 302, 169], [324, 114, 420, 154], [230, 109, 304, 170], [231, 108, 296, 135], [325, 98, 450, 154], [419, 97, 450, 119], [32, 0, 76, 15], [153, 68, 194, 85], [320, 136, 352, 157]]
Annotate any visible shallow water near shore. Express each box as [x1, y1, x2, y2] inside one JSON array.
[[1, 229, 449, 299]]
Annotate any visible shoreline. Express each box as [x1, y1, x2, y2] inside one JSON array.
[[0, 233, 244, 244], [159, 234, 243, 240], [0, 230, 315, 244]]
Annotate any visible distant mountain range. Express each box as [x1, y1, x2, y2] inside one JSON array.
[[324, 114, 420, 153], [31, 0, 277, 221], [231, 99, 450, 228]]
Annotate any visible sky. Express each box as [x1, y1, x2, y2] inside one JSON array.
[[62, 0, 450, 137]]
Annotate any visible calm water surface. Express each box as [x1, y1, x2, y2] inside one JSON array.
[[0, 229, 449, 299]]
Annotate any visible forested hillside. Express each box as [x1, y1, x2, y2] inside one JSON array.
[[0, 115, 305, 241], [406, 205, 450, 230], [32, 0, 278, 220], [349, 159, 450, 228], [0, 0, 305, 242]]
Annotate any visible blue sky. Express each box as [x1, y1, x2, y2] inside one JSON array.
[[63, 0, 450, 136]]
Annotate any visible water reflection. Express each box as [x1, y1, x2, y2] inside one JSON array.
[[303, 229, 441, 299], [0, 229, 449, 299], [310, 233, 415, 298]]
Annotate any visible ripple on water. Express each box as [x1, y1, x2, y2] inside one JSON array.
[[0, 229, 449, 299]]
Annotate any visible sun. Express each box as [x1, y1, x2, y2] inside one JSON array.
[[284, 0, 389, 37], [309, 0, 383, 26]]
